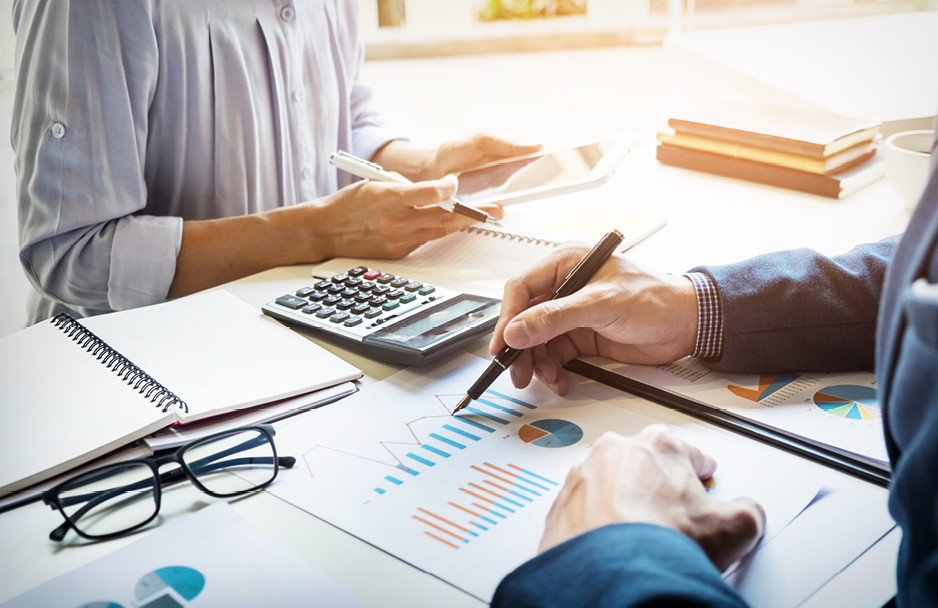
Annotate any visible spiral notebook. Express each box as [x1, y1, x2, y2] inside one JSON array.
[[312, 213, 665, 299], [0, 290, 361, 497]]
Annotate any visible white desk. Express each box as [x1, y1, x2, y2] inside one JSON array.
[[0, 145, 909, 607]]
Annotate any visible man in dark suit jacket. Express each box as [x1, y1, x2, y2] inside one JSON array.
[[486, 165, 938, 606]]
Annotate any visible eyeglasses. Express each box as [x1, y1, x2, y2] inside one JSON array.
[[42, 425, 294, 542]]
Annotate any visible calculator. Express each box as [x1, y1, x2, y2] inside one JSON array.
[[261, 266, 501, 366]]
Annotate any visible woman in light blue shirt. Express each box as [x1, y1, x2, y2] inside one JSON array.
[[11, 0, 536, 323]]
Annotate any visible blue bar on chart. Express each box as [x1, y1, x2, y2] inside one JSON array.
[[443, 424, 481, 441], [475, 397, 524, 417], [421, 444, 451, 458], [483, 389, 537, 409], [407, 453, 436, 467], [453, 417, 496, 434], [465, 407, 510, 425], [430, 432, 466, 449]]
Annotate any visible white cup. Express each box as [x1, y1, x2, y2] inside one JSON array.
[[885, 129, 934, 211]]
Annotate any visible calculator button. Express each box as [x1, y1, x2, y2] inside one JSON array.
[[315, 307, 335, 318], [314, 280, 332, 290], [331, 273, 349, 283], [354, 292, 372, 302], [349, 267, 367, 277], [323, 294, 342, 305], [382, 300, 400, 311], [326, 283, 344, 294], [418, 285, 436, 296], [369, 295, 387, 306], [390, 277, 409, 288], [359, 281, 375, 292], [296, 286, 317, 297], [404, 281, 423, 292], [363, 269, 382, 280], [364, 308, 383, 319], [275, 294, 307, 309], [346, 276, 363, 287], [376, 274, 395, 284], [387, 289, 404, 299], [340, 287, 358, 298], [329, 311, 351, 323], [301, 302, 322, 314], [371, 284, 390, 296], [351, 303, 370, 314], [344, 316, 363, 327], [336, 299, 355, 310], [308, 290, 327, 301], [399, 293, 417, 304]]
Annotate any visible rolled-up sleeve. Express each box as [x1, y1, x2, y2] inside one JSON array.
[[13, 0, 181, 316]]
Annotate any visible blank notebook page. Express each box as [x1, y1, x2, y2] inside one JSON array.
[[0, 321, 172, 495], [82, 290, 362, 423]]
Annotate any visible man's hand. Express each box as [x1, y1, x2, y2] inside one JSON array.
[[304, 175, 503, 260], [489, 242, 700, 395], [372, 135, 542, 182], [541, 426, 765, 572]]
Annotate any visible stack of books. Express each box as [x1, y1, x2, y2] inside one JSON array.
[[656, 100, 884, 199]]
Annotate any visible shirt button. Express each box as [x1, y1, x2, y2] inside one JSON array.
[[51, 123, 66, 139], [292, 87, 304, 102], [301, 165, 311, 180], [280, 5, 295, 21]]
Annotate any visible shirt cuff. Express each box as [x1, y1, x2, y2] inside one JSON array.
[[685, 272, 724, 361]]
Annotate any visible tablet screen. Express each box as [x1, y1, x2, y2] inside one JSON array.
[[455, 138, 619, 204]]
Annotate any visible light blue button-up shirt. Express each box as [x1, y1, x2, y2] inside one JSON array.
[[12, 0, 400, 324]]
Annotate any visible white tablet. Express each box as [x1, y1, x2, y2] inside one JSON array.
[[455, 135, 632, 207]]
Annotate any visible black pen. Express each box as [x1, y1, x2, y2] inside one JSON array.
[[452, 229, 625, 415]]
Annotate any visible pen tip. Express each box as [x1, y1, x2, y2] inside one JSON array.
[[452, 394, 472, 415], [488, 219, 503, 227]]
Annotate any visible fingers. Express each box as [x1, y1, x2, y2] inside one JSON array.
[[701, 497, 766, 572], [475, 134, 543, 159], [384, 175, 458, 209]]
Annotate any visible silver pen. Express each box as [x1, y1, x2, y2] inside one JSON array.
[[330, 150, 502, 227]]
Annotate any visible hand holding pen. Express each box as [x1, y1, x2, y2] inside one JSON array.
[[331, 151, 502, 227], [453, 230, 625, 414]]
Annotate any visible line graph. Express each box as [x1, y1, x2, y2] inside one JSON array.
[[298, 390, 539, 497]]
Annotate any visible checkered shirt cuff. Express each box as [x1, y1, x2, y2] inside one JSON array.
[[685, 272, 724, 361]]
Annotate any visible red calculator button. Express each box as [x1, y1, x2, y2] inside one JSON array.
[[363, 269, 382, 280]]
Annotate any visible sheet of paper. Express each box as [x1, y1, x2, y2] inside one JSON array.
[[543, 208, 666, 247], [82, 290, 362, 422], [0, 502, 362, 608], [143, 382, 358, 451], [582, 356, 889, 466], [268, 352, 826, 602]]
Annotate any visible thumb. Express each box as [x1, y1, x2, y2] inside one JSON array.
[[704, 497, 767, 572], [503, 296, 595, 349]]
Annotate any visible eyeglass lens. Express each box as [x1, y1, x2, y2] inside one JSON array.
[[58, 461, 159, 538], [182, 428, 277, 495]]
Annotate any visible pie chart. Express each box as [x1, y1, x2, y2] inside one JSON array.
[[518, 419, 583, 448], [135, 566, 205, 604], [814, 385, 880, 420]]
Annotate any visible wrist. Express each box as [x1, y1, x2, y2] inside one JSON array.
[[266, 203, 332, 264]]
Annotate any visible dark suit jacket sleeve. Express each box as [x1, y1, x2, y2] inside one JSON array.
[[492, 523, 749, 608], [689, 236, 901, 373]]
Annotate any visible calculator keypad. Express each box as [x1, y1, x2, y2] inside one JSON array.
[[270, 267, 445, 337]]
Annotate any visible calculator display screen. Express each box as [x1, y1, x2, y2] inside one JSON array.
[[367, 295, 500, 351]]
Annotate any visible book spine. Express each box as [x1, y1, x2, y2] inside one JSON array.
[[51, 314, 189, 413], [655, 144, 841, 198], [667, 119, 826, 158]]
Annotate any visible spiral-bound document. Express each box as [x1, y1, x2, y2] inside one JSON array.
[[0, 290, 361, 497], [313, 226, 571, 300]]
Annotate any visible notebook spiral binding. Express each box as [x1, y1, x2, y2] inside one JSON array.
[[50, 313, 189, 414], [466, 226, 562, 248]]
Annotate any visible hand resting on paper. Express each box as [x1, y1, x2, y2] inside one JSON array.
[[540, 426, 766, 572], [489, 242, 699, 395]]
